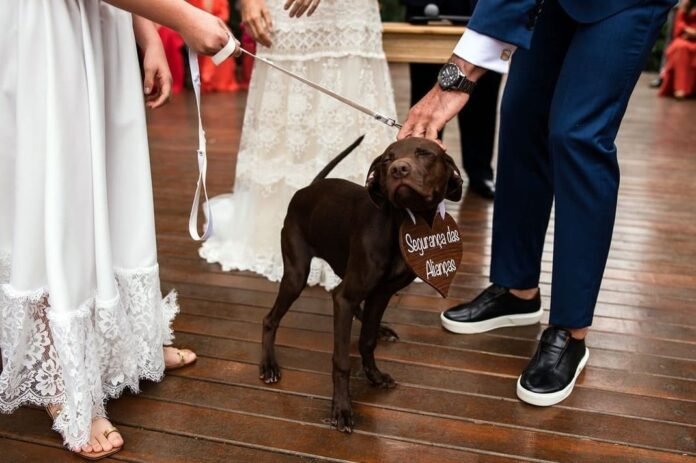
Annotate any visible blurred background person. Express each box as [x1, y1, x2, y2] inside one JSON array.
[[659, 0, 696, 98]]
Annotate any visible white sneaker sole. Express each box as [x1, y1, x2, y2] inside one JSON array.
[[516, 348, 590, 407], [440, 307, 544, 334]]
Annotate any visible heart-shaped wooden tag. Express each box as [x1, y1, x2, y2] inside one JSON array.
[[399, 211, 463, 297]]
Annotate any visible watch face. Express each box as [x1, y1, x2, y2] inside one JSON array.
[[438, 63, 460, 89]]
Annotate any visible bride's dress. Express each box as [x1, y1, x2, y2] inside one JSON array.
[[0, 1, 177, 450], [198, 0, 397, 289]]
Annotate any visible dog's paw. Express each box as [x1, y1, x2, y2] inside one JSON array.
[[365, 367, 397, 389], [378, 324, 399, 342], [259, 360, 281, 384], [330, 406, 354, 434]]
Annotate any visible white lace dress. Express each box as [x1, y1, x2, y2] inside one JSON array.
[[198, 0, 397, 289], [0, 1, 177, 451]]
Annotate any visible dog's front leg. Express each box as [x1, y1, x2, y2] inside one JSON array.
[[359, 290, 397, 389], [331, 289, 357, 434]]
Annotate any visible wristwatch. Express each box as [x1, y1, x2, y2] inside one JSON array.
[[437, 62, 477, 93]]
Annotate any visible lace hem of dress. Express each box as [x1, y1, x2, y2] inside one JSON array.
[[199, 242, 341, 291], [0, 254, 178, 450]]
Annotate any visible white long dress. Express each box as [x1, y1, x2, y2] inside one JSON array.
[[198, 0, 397, 289], [0, 1, 177, 451]]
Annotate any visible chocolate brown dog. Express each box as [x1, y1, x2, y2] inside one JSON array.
[[259, 136, 463, 433]]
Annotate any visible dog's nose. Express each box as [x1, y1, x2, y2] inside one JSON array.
[[390, 160, 411, 178]]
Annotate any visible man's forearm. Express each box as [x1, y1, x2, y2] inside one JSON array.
[[450, 55, 488, 83]]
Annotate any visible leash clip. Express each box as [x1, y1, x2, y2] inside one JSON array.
[[374, 114, 402, 129]]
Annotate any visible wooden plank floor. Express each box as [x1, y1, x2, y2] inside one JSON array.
[[1, 67, 695, 462]]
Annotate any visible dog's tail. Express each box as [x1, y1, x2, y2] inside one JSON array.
[[311, 135, 365, 184]]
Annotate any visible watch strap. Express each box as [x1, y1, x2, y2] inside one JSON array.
[[454, 75, 477, 93]]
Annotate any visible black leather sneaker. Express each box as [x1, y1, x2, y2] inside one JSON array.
[[440, 284, 543, 334], [516, 327, 590, 406]]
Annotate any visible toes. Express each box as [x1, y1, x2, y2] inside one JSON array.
[[365, 368, 397, 388], [108, 431, 124, 448], [164, 347, 197, 368], [89, 436, 103, 453], [381, 374, 397, 389], [259, 362, 281, 383], [335, 414, 354, 433], [89, 418, 123, 453], [378, 325, 400, 342], [179, 348, 197, 365], [80, 444, 93, 453], [331, 408, 354, 433], [95, 431, 113, 452]]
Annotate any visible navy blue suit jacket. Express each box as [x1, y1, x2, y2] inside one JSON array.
[[469, 0, 675, 49]]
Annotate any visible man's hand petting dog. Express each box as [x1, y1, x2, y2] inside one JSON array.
[[259, 136, 463, 433]]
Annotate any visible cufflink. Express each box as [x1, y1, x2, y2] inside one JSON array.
[[500, 49, 512, 61]]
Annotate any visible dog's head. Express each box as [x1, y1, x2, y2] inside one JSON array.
[[365, 138, 463, 211]]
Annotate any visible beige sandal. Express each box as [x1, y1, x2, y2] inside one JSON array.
[[164, 347, 197, 371], [46, 405, 123, 461]]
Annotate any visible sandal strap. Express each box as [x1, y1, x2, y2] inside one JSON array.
[[103, 426, 120, 439], [45, 404, 63, 420]]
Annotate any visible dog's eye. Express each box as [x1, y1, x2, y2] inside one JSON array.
[[382, 153, 394, 164], [416, 149, 435, 157]]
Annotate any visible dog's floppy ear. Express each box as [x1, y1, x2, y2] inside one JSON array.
[[443, 154, 464, 202], [365, 155, 386, 207]]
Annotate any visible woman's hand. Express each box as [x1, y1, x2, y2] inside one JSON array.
[[132, 17, 173, 108], [241, 0, 273, 47], [180, 7, 239, 55], [141, 39, 173, 109], [284, 0, 320, 18]]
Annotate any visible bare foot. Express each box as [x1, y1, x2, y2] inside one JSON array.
[[675, 90, 686, 100], [164, 346, 197, 370], [84, 417, 123, 454], [46, 405, 123, 455]]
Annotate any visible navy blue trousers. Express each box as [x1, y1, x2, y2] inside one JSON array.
[[491, 0, 671, 328]]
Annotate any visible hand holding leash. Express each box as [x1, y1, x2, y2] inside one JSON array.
[[181, 8, 240, 56]]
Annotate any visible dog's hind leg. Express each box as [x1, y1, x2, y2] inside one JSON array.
[[259, 225, 311, 384], [353, 305, 399, 342]]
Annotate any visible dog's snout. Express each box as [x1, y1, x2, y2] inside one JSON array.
[[390, 160, 411, 179]]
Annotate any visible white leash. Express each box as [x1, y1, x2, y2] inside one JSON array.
[[187, 46, 214, 241], [186, 38, 239, 241], [236, 47, 402, 129]]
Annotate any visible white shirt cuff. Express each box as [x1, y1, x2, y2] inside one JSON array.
[[452, 29, 517, 74]]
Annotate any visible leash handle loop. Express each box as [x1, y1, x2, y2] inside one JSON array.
[[187, 47, 213, 241]]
